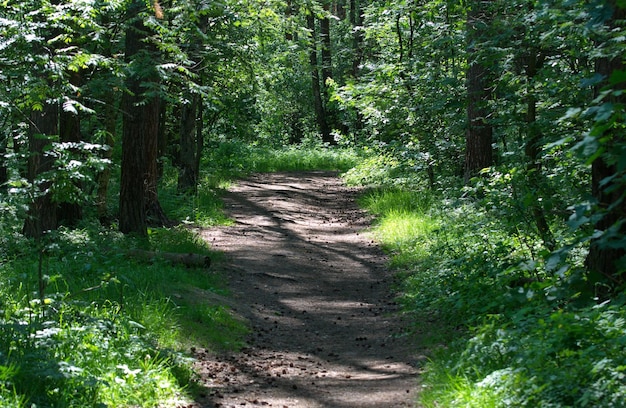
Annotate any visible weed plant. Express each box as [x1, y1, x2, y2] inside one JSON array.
[[352, 155, 626, 407]]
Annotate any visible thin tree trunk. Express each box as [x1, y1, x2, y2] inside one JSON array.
[[320, 2, 336, 143], [96, 93, 117, 223], [177, 94, 199, 193], [307, 12, 331, 143], [0, 118, 8, 189], [523, 52, 554, 251], [350, 0, 364, 79], [194, 97, 204, 181]]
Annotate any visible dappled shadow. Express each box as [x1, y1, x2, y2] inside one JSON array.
[[195, 171, 419, 407]]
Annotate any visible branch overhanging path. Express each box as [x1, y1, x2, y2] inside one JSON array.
[[195, 171, 419, 408]]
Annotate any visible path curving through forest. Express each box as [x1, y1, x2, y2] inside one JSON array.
[[192, 171, 419, 408]]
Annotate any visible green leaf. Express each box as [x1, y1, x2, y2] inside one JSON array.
[[610, 69, 626, 85]]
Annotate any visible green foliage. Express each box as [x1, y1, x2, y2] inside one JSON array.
[[355, 141, 625, 406], [0, 224, 245, 407]]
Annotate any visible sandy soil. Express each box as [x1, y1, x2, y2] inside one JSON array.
[[190, 171, 420, 408]]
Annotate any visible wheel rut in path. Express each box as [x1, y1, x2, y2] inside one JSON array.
[[193, 171, 419, 408]]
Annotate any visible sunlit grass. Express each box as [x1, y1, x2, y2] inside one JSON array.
[[358, 188, 438, 267], [247, 145, 362, 173], [420, 361, 502, 408]]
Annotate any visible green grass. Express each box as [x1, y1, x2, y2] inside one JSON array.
[[419, 363, 502, 408], [0, 222, 246, 407], [358, 188, 438, 267]]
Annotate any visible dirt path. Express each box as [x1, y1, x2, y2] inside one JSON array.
[[193, 171, 419, 408]]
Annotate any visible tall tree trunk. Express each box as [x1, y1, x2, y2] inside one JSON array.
[[320, 2, 337, 143], [0, 118, 8, 189], [195, 97, 204, 181], [119, 0, 167, 235], [58, 70, 83, 226], [23, 103, 59, 238], [177, 94, 199, 193], [307, 12, 331, 143], [349, 0, 364, 135], [464, 0, 493, 183], [96, 92, 117, 223], [349, 0, 364, 79], [586, 1, 626, 287], [523, 53, 555, 251], [320, 4, 333, 86]]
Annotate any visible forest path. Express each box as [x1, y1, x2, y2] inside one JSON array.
[[192, 171, 419, 408]]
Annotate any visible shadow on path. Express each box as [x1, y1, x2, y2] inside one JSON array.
[[193, 171, 420, 408]]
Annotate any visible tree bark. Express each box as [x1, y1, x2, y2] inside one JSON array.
[[177, 94, 199, 193], [58, 70, 83, 226], [23, 103, 59, 238], [0, 120, 8, 189], [464, 0, 493, 183], [119, 0, 166, 235], [320, 2, 338, 143], [307, 12, 331, 143], [586, 1, 626, 287], [349, 0, 364, 79], [523, 53, 554, 251], [96, 92, 117, 224]]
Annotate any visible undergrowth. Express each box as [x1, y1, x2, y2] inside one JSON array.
[[0, 223, 249, 407], [352, 157, 626, 407], [0, 142, 362, 407]]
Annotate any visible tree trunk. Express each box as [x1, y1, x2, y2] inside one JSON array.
[[349, 0, 365, 135], [464, 0, 493, 183], [0, 123, 7, 189], [349, 0, 364, 79], [320, 2, 337, 144], [307, 12, 331, 143], [119, 0, 166, 235], [143, 95, 167, 226], [177, 94, 199, 193], [23, 103, 59, 238], [96, 92, 117, 224], [195, 97, 204, 182], [523, 53, 554, 251], [58, 70, 83, 226], [586, 1, 626, 287]]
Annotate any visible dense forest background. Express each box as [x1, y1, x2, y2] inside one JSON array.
[[1, 0, 625, 406]]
